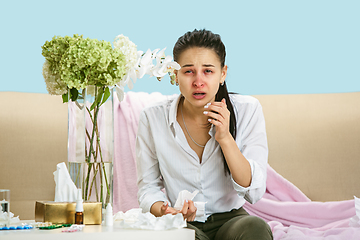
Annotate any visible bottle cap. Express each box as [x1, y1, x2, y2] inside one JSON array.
[[106, 203, 113, 214], [75, 189, 83, 212]]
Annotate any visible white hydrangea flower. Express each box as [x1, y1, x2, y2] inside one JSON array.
[[42, 60, 67, 95], [113, 34, 138, 73]]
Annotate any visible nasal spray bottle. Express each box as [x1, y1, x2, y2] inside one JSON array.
[[105, 203, 113, 226], [75, 189, 84, 224]]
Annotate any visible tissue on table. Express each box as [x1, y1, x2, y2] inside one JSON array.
[[114, 208, 186, 230], [0, 204, 20, 224], [349, 196, 360, 227], [174, 190, 206, 217], [53, 162, 78, 202]]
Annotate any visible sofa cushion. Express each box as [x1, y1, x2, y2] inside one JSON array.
[[0, 92, 67, 220], [255, 92, 360, 202]]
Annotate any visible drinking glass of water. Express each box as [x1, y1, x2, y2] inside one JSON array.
[[0, 189, 10, 227]]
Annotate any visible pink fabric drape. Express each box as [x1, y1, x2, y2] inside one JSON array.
[[113, 92, 177, 212]]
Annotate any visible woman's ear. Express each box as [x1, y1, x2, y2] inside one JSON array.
[[220, 65, 228, 83], [174, 70, 179, 85]]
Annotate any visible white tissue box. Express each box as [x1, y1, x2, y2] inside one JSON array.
[[35, 201, 102, 224]]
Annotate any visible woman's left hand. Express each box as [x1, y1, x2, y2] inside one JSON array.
[[204, 98, 232, 142], [179, 200, 197, 222]]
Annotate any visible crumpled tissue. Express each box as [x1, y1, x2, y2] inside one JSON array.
[[113, 208, 186, 230], [0, 203, 20, 223], [174, 190, 206, 217], [349, 196, 360, 227], [53, 162, 78, 202]]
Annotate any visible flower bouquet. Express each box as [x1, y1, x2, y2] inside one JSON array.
[[41, 34, 180, 208]]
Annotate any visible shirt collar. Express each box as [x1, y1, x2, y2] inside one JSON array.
[[169, 94, 183, 128]]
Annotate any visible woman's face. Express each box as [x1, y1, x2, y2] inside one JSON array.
[[175, 47, 227, 109]]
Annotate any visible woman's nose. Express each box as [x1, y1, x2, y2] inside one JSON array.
[[193, 73, 204, 87]]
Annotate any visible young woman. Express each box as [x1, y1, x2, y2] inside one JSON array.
[[136, 29, 273, 240]]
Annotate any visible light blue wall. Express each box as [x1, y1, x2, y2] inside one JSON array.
[[1, 0, 359, 95]]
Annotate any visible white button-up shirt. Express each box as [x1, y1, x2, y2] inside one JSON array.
[[136, 94, 268, 222]]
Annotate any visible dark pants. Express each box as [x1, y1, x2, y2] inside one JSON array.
[[186, 208, 273, 240]]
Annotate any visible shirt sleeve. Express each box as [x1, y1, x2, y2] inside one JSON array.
[[136, 110, 168, 213], [232, 99, 268, 204]]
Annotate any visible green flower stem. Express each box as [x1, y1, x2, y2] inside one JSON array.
[[89, 133, 101, 202], [99, 162, 104, 206], [84, 93, 100, 200], [83, 87, 111, 206], [94, 120, 111, 204], [89, 161, 100, 202]]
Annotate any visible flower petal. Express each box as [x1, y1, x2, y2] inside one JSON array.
[[115, 85, 125, 102]]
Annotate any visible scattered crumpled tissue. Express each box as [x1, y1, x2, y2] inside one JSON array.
[[0, 204, 20, 224], [113, 208, 186, 230], [349, 196, 360, 227]]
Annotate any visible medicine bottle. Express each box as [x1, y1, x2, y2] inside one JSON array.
[[75, 189, 84, 224]]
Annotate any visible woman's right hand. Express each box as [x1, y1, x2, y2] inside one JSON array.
[[151, 200, 197, 221], [151, 201, 177, 217], [160, 201, 178, 215]]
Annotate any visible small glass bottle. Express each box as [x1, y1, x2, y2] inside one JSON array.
[[105, 203, 113, 226], [75, 189, 84, 224]]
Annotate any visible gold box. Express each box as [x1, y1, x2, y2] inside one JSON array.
[[35, 201, 102, 225]]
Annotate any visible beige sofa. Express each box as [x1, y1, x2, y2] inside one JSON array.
[[1, 91, 359, 220]]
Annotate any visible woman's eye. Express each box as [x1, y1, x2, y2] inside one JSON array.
[[205, 69, 213, 73], [185, 70, 193, 74]]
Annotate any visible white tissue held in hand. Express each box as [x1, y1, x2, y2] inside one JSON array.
[[349, 196, 360, 227], [113, 208, 186, 230], [174, 190, 199, 210], [174, 190, 206, 217], [53, 162, 78, 202]]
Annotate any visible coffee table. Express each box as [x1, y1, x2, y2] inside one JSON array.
[[0, 221, 195, 240]]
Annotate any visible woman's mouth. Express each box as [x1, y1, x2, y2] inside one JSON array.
[[193, 92, 206, 99]]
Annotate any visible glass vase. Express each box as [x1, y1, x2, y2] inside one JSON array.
[[68, 86, 114, 209]]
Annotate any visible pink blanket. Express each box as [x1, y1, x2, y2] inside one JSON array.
[[113, 92, 360, 239]]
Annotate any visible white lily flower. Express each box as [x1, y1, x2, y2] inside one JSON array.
[[153, 48, 166, 69], [152, 55, 181, 79], [155, 48, 166, 60], [115, 46, 180, 91], [125, 73, 134, 89], [139, 49, 156, 76], [140, 49, 153, 66], [151, 48, 160, 57], [115, 85, 125, 102]]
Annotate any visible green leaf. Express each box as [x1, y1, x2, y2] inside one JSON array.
[[90, 87, 104, 111], [62, 92, 69, 103], [100, 87, 110, 106], [70, 88, 79, 102]]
